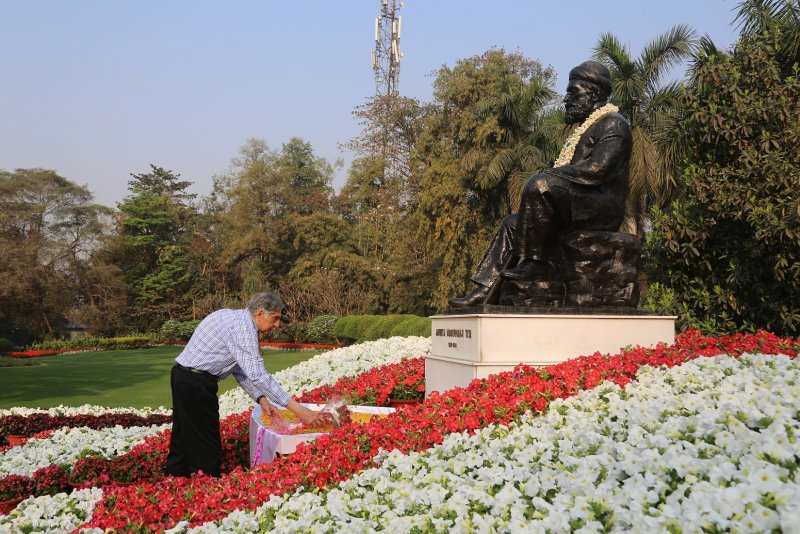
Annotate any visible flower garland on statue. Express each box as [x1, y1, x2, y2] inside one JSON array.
[[553, 102, 619, 167]]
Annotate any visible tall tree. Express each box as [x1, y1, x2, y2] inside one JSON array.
[[593, 25, 697, 236], [211, 138, 338, 301], [410, 49, 559, 309], [344, 96, 427, 210], [735, 0, 800, 74], [110, 165, 198, 329], [645, 29, 800, 335], [0, 169, 109, 341]]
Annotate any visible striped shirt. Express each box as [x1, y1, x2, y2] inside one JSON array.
[[175, 308, 291, 406]]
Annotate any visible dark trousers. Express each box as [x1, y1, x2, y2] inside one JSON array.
[[164, 365, 221, 477]]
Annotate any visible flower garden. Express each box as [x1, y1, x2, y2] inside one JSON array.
[[1, 331, 799, 532]]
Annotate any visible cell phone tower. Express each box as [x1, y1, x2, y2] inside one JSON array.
[[371, 0, 403, 98]]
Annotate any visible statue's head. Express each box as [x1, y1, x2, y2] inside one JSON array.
[[564, 61, 612, 124]]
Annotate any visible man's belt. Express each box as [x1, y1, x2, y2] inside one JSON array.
[[175, 363, 220, 381]]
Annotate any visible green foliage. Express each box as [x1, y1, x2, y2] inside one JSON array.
[[645, 30, 800, 335], [212, 138, 336, 293], [0, 337, 16, 354], [28, 335, 155, 351], [388, 316, 432, 338], [332, 315, 375, 343], [734, 0, 800, 75], [333, 314, 429, 343], [110, 165, 199, 331], [593, 24, 698, 235], [412, 49, 560, 310], [361, 315, 416, 342], [304, 315, 339, 344], [333, 315, 361, 342], [0, 169, 109, 343], [159, 320, 200, 342]]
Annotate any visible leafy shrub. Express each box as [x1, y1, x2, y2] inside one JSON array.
[[0, 337, 16, 355], [334, 315, 430, 343], [102, 336, 152, 349], [362, 315, 416, 341], [159, 319, 201, 342], [645, 31, 800, 336], [29, 337, 104, 351], [333, 315, 362, 342], [28, 335, 155, 352], [304, 315, 339, 344], [389, 316, 432, 338]]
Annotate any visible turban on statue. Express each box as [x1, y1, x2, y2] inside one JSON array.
[[568, 61, 612, 98]]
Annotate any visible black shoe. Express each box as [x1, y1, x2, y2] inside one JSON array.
[[448, 286, 490, 308], [500, 259, 548, 280]]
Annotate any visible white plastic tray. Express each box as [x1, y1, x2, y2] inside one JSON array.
[[249, 403, 395, 465]]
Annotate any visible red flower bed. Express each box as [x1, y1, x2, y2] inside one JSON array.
[[298, 358, 425, 405], [7, 350, 61, 358], [82, 330, 800, 532], [0, 413, 171, 438]]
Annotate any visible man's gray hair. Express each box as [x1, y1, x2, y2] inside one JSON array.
[[246, 291, 285, 315]]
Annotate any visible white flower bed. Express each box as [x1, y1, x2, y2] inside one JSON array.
[[218, 336, 431, 416], [0, 488, 103, 532], [0, 404, 171, 418], [0, 425, 168, 478], [187, 353, 800, 533]]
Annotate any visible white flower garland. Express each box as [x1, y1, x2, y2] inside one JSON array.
[[553, 102, 619, 167]]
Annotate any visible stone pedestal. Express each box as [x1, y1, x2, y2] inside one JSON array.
[[426, 311, 675, 396]]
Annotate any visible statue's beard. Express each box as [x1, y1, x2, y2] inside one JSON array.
[[565, 105, 594, 125]]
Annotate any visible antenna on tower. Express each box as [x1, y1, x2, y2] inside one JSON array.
[[372, 0, 402, 98]]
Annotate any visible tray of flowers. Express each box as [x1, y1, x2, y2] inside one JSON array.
[[249, 402, 394, 466]]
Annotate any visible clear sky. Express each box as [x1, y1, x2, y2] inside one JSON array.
[[1, 0, 742, 208]]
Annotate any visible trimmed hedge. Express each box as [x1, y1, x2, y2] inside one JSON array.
[[362, 315, 416, 341], [334, 314, 431, 343], [389, 316, 432, 338]]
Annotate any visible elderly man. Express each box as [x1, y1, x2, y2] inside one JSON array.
[[449, 60, 632, 307], [165, 291, 326, 478]]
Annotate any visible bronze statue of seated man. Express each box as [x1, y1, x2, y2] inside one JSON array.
[[449, 60, 633, 308]]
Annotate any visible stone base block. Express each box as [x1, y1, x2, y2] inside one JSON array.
[[426, 312, 675, 396]]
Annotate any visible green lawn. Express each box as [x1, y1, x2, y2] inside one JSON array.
[[0, 347, 320, 410]]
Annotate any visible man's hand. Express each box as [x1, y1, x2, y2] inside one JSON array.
[[259, 397, 283, 421], [286, 399, 329, 426]]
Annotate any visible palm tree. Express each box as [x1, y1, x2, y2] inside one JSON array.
[[468, 77, 558, 210], [593, 24, 697, 237], [734, 0, 800, 74]]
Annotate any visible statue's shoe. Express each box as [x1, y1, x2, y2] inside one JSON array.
[[500, 259, 548, 280], [448, 286, 490, 308]]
